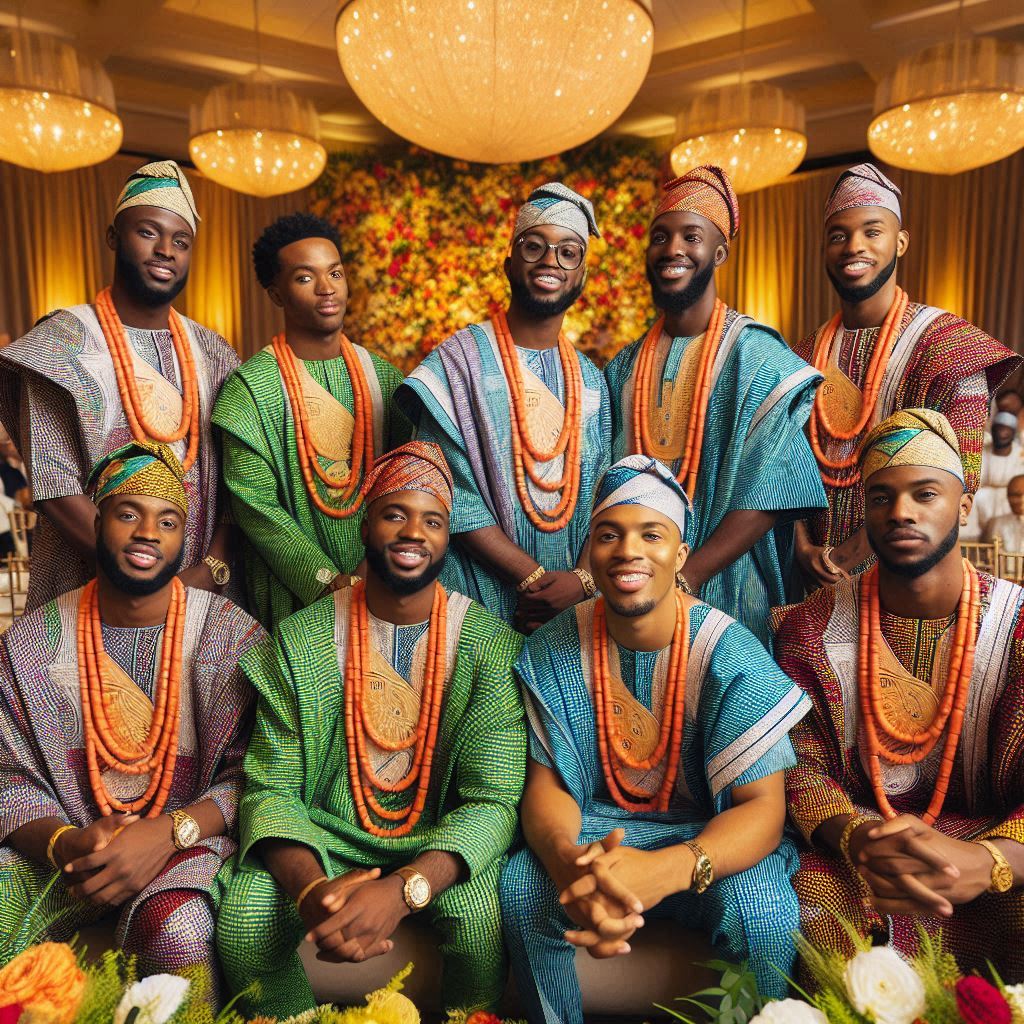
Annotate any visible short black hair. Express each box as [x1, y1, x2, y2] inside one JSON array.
[[252, 212, 343, 289]]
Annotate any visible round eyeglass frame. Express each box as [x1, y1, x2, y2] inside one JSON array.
[[514, 232, 586, 271]]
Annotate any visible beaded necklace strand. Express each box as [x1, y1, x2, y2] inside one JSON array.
[[94, 287, 200, 473], [857, 559, 979, 824], [272, 333, 375, 519], [344, 580, 447, 837], [492, 310, 584, 533], [631, 298, 727, 498], [78, 577, 185, 818], [592, 590, 690, 812], [808, 287, 909, 489]]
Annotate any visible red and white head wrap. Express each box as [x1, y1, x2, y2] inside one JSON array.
[[824, 163, 902, 225], [364, 441, 454, 513]]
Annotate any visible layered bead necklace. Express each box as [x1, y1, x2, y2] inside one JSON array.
[[78, 577, 186, 818], [808, 287, 909, 489], [857, 559, 979, 824], [630, 299, 727, 498], [272, 333, 375, 519], [344, 580, 447, 837], [592, 591, 690, 812], [492, 310, 584, 533], [95, 287, 200, 474]]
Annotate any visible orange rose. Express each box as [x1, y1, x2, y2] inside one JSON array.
[[0, 944, 86, 1024]]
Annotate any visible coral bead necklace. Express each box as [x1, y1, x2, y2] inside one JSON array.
[[78, 577, 186, 818], [592, 590, 690, 812], [272, 332, 375, 519], [808, 287, 909, 489], [345, 580, 447, 837], [858, 559, 979, 825], [94, 287, 200, 473], [631, 298, 727, 498]]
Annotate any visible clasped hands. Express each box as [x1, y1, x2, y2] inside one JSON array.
[[848, 814, 994, 918]]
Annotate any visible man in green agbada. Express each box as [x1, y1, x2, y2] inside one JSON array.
[[212, 213, 409, 630], [216, 442, 526, 1016]]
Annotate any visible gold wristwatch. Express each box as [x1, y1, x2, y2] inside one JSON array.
[[394, 866, 432, 912], [976, 839, 1014, 893], [169, 809, 201, 851], [683, 840, 714, 894], [203, 555, 231, 587]]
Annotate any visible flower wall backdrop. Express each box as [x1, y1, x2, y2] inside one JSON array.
[[310, 140, 666, 371]]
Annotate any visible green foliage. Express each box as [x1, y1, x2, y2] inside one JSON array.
[[656, 960, 764, 1024], [73, 948, 138, 1024], [1, 871, 72, 959]]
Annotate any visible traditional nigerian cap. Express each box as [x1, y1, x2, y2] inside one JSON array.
[[87, 440, 189, 516], [364, 441, 454, 513], [860, 408, 964, 485], [114, 160, 200, 233], [591, 455, 691, 541], [993, 411, 1019, 430], [653, 165, 739, 240], [513, 182, 601, 245], [824, 162, 902, 225]]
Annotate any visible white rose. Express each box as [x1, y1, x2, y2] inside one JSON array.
[[1005, 983, 1024, 1023], [843, 946, 925, 1024], [114, 974, 191, 1024], [749, 998, 828, 1024]]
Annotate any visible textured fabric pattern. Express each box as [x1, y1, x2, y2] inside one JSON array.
[[795, 303, 1020, 548], [0, 589, 263, 968], [114, 160, 200, 233], [824, 163, 902, 224], [398, 322, 611, 623], [88, 439, 189, 515], [212, 346, 408, 629], [653, 166, 739, 239], [513, 182, 600, 242], [775, 573, 1024, 974], [860, 408, 964, 484], [364, 440, 453, 512], [607, 314, 826, 646], [591, 454, 690, 539], [217, 591, 526, 1013], [0, 306, 239, 610]]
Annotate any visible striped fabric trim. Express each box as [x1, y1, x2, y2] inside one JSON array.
[[749, 364, 821, 434], [873, 305, 945, 424], [121, 176, 181, 201], [405, 361, 458, 432], [686, 606, 730, 725]]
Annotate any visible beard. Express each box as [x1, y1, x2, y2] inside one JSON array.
[[869, 519, 961, 580], [826, 252, 898, 305], [115, 244, 189, 308], [96, 534, 184, 597], [602, 594, 658, 619], [508, 274, 585, 319], [365, 541, 447, 597], [646, 260, 716, 315]]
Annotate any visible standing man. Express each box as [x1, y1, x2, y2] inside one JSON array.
[[214, 213, 408, 629], [0, 160, 240, 611], [217, 442, 526, 1017], [777, 409, 1024, 978], [398, 183, 610, 630], [501, 456, 811, 1022], [794, 163, 1018, 586], [606, 166, 826, 647], [0, 442, 262, 998]]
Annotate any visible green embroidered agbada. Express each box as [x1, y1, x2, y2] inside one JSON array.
[[216, 587, 527, 1016], [212, 346, 409, 629]]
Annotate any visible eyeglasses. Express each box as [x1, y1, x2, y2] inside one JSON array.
[[515, 232, 586, 271]]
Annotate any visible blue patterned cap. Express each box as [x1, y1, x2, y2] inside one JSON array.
[[591, 455, 690, 541]]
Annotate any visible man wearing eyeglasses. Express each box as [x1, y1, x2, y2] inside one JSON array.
[[398, 183, 610, 631]]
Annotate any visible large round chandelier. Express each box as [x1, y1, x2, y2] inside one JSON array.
[[0, 27, 123, 172], [868, 37, 1024, 175], [671, 81, 807, 194], [334, 0, 654, 164], [189, 72, 327, 197]]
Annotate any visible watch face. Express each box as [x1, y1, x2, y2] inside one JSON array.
[[175, 815, 201, 848], [994, 865, 1014, 892], [406, 874, 431, 908]]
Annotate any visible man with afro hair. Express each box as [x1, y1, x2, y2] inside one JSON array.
[[213, 212, 409, 629]]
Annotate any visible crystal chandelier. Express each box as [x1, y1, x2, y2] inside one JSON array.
[[671, 82, 807, 194], [868, 37, 1024, 175], [0, 27, 123, 172], [334, 0, 654, 164]]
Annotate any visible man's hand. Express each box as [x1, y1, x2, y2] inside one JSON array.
[[57, 814, 137, 884], [515, 571, 584, 631], [313, 875, 410, 963], [178, 561, 222, 595], [301, 868, 394, 963], [64, 816, 176, 906]]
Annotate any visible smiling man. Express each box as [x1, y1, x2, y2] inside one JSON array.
[[213, 212, 408, 629], [500, 455, 811, 1023], [217, 441, 526, 1017], [776, 409, 1024, 979], [605, 166, 826, 648], [794, 163, 1019, 588], [398, 183, 610, 630], [0, 160, 241, 611], [0, 441, 263, 1000]]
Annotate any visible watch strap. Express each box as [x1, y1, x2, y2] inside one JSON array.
[[203, 555, 231, 586], [169, 808, 200, 850], [977, 838, 1014, 893], [683, 839, 714, 894], [394, 866, 431, 911]]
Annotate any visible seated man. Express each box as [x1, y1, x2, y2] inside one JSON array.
[[964, 411, 1024, 540], [501, 456, 812, 1024], [777, 409, 1024, 978], [984, 473, 1024, 553], [0, 441, 263, 998], [217, 441, 526, 1017]]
